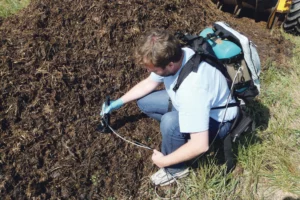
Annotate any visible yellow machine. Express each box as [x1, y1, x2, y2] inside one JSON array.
[[213, 0, 300, 35]]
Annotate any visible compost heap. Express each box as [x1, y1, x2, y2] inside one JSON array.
[[0, 0, 292, 199]]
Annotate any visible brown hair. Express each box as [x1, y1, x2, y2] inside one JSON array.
[[134, 30, 182, 69]]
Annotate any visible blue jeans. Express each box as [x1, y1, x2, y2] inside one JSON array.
[[137, 90, 233, 174]]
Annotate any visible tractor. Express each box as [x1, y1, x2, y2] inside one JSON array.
[[213, 0, 300, 35]]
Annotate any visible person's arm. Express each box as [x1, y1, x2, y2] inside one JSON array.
[[120, 76, 161, 103], [101, 76, 161, 116], [152, 130, 209, 168]]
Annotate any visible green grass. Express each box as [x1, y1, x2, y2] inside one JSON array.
[[182, 160, 241, 199], [0, 0, 30, 17], [256, 33, 300, 196]]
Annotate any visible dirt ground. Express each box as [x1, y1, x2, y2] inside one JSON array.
[[0, 0, 294, 199]]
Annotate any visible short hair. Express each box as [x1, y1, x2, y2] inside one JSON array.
[[134, 30, 182, 69]]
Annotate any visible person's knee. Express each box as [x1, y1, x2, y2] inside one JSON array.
[[136, 98, 143, 109], [136, 98, 147, 113], [160, 112, 178, 136]]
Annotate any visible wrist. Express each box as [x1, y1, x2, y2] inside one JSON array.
[[115, 98, 124, 107], [160, 155, 169, 168]]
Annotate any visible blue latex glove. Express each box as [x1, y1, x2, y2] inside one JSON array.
[[100, 98, 124, 117]]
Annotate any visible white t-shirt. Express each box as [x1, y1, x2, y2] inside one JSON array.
[[150, 47, 238, 133]]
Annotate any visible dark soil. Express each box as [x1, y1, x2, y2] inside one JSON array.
[[0, 0, 294, 199]]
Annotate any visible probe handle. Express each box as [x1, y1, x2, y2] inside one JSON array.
[[103, 96, 110, 128], [98, 96, 111, 133]]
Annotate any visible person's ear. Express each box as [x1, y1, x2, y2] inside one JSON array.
[[167, 62, 174, 69]]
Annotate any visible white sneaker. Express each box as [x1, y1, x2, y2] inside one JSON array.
[[150, 168, 189, 186]]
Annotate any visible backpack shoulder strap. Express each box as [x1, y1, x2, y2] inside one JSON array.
[[173, 53, 201, 92]]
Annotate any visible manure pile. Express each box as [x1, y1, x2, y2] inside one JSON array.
[[0, 0, 292, 199]]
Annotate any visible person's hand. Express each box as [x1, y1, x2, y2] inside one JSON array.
[[100, 98, 124, 117], [152, 149, 165, 168]]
